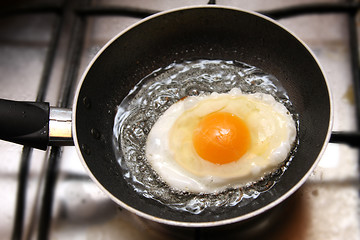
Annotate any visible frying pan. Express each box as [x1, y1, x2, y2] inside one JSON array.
[[0, 6, 332, 227]]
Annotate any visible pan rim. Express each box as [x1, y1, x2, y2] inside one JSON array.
[[72, 5, 334, 227]]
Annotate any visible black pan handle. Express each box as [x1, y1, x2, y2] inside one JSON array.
[[0, 99, 73, 150], [0, 99, 50, 150]]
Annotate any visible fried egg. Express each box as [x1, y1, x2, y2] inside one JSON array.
[[145, 88, 296, 193]]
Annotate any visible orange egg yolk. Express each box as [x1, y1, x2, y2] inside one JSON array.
[[192, 112, 251, 165]]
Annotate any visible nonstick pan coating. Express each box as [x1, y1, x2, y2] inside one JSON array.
[[73, 6, 332, 226]]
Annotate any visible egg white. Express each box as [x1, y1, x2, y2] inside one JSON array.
[[145, 88, 297, 193]]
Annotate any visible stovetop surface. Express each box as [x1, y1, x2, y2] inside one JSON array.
[[0, 0, 359, 239]]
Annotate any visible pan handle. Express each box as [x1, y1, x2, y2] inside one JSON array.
[[0, 99, 73, 150]]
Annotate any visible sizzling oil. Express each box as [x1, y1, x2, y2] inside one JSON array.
[[113, 59, 298, 214]]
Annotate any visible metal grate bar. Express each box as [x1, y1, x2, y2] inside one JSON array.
[[37, 147, 61, 240], [11, 146, 32, 240], [0, 4, 61, 17], [10, 5, 65, 240], [346, 6, 360, 190], [57, 15, 87, 109], [75, 0, 218, 18], [75, 6, 157, 18], [329, 7, 360, 146], [36, 14, 65, 103], [261, 2, 359, 19], [347, 12, 360, 128], [36, 1, 90, 239]]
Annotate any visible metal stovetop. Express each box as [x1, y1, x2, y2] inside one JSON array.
[[0, 0, 359, 239]]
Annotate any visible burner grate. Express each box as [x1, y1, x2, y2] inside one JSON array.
[[0, 1, 359, 239]]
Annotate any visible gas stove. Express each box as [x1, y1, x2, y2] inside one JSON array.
[[0, 0, 359, 239]]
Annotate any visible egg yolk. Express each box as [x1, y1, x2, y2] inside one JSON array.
[[192, 112, 251, 164]]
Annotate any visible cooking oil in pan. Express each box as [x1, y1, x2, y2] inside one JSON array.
[[113, 59, 298, 214]]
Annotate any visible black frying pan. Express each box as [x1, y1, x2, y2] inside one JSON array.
[[0, 6, 333, 227]]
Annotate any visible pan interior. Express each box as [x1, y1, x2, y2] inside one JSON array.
[[112, 59, 298, 215], [74, 7, 330, 225]]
